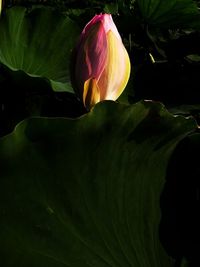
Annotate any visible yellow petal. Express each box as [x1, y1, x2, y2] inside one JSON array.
[[0, 0, 2, 16], [97, 30, 131, 100], [83, 78, 100, 110]]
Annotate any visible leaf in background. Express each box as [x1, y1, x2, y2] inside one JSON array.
[[137, 0, 200, 28], [104, 3, 119, 14], [181, 258, 189, 267], [0, 7, 80, 92], [0, 101, 196, 267]]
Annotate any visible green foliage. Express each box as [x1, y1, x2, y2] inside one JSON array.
[[136, 0, 200, 28], [0, 6, 80, 92], [0, 101, 196, 267]]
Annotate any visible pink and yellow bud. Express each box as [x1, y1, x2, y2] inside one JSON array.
[[71, 14, 131, 110]]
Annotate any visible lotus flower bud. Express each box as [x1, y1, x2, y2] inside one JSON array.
[[71, 14, 131, 110]]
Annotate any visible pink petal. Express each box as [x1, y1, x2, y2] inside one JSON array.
[[75, 21, 107, 94], [83, 14, 121, 40]]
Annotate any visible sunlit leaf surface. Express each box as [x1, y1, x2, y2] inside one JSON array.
[[0, 7, 80, 92]]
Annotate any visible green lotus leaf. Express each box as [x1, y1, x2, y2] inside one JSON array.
[[0, 7, 80, 92], [137, 0, 200, 28], [0, 101, 196, 266]]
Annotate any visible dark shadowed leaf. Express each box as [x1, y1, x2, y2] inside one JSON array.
[[0, 7, 80, 92], [137, 0, 200, 28], [0, 101, 196, 267]]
